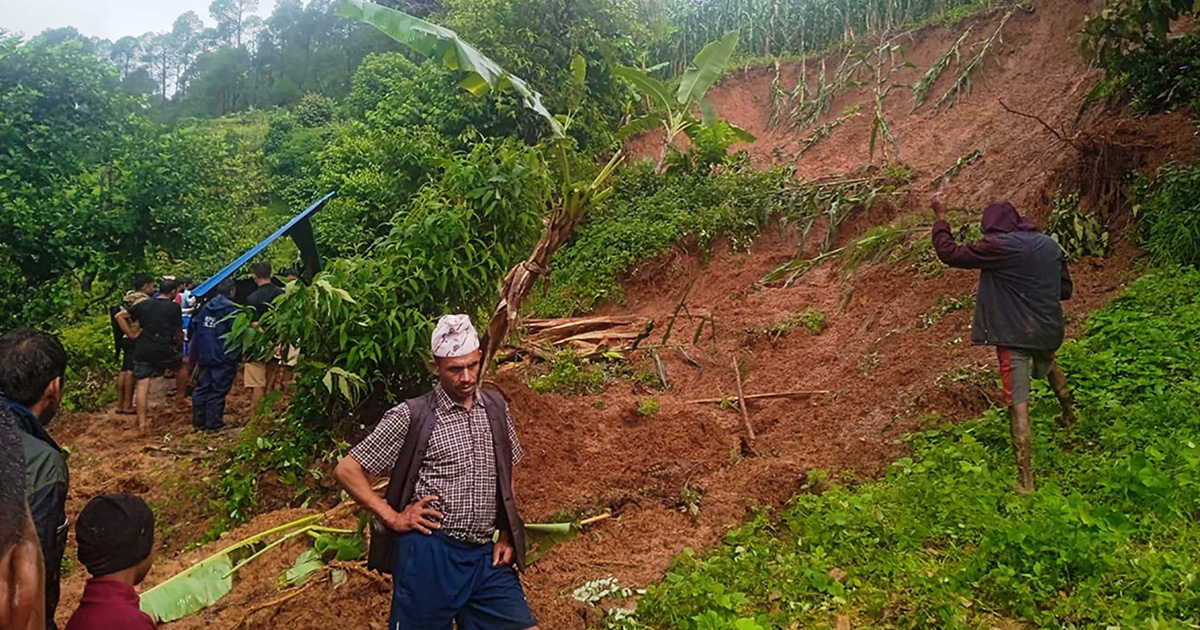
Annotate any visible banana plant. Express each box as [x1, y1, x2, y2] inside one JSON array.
[[336, 0, 563, 138], [614, 32, 755, 171]]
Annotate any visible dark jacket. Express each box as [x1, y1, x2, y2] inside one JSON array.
[[7, 399, 68, 630], [367, 388, 526, 573], [932, 201, 1073, 351], [188, 294, 240, 367]]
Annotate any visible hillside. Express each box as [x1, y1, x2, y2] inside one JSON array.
[[46, 1, 1200, 629]]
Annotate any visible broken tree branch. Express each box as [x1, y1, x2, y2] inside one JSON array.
[[686, 389, 831, 404], [732, 358, 756, 443], [998, 99, 1082, 151]]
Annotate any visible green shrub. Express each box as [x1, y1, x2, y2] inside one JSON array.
[[59, 314, 118, 412], [527, 351, 607, 396], [637, 397, 661, 417], [635, 268, 1200, 629], [1047, 189, 1110, 261], [1134, 161, 1200, 266], [532, 162, 793, 316]]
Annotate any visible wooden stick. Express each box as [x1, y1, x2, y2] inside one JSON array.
[[686, 389, 831, 405], [732, 358, 756, 443]]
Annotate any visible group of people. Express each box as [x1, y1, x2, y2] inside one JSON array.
[[110, 263, 295, 434], [1, 196, 1076, 630], [1, 329, 159, 630]]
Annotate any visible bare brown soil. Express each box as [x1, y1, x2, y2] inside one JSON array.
[[48, 1, 1198, 628]]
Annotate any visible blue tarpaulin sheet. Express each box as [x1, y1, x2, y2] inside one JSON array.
[[192, 191, 336, 299]]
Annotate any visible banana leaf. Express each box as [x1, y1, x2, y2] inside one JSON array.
[[336, 0, 562, 138], [677, 32, 739, 105], [613, 65, 674, 111], [140, 514, 323, 622], [282, 549, 324, 588], [526, 522, 578, 565]]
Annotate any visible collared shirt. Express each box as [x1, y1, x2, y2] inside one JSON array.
[[349, 385, 523, 544], [64, 579, 156, 630]]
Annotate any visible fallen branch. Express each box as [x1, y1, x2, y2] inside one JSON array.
[[234, 571, 326, 630], [686, 389, 831, 405], [732, 358, 756, 444], [998, 99, 1082, 151]]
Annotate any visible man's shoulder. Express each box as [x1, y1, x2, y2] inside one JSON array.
[[21, 430, 67, 489]]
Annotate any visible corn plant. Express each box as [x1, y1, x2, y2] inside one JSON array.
[[934, 11, 1012, 109], [798, 104, 862, 157], [857, 38, 912, 162], [931, 148, 984, 187], [911, 25, 973, 111]]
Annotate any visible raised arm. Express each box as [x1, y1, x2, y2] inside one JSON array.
[[930, 194, 1006, 270]]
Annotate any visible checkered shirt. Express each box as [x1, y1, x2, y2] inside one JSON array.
[[349, 385, 524, 544]]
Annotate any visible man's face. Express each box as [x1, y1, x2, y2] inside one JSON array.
[[431, 350, 481, 403], [139, 283, 154, 295]]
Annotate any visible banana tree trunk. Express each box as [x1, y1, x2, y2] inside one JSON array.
[[479, 152, 623, 372]]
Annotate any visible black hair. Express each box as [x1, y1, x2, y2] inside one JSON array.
[[0, 328, 68, 407], [216, 277, 237, 295], [0, 394, 25, 552], [159, 279, 180, 295], [252, 262, 272, 280], [282, 267, 299, 278], [178, 277, 193, 286], [132, 274, 153, 291]]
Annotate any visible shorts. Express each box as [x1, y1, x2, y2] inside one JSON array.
[[244, 361, 276, 388], [997, 347, 1055, 406], [390, 532, 537, 630], [121, 339, 136, 372], [133, 352, 184, 381]]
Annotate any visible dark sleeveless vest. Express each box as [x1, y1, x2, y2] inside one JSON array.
[[366, 388, 527, 572]]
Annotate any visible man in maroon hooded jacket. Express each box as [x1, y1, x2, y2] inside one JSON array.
[[931, 194, 1077, 493]]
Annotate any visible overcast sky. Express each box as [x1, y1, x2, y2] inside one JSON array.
[[0, 0, 272, 41]]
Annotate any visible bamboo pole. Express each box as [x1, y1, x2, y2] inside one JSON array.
[[732, 358, 756, 443], [686, 389, 830, 405]]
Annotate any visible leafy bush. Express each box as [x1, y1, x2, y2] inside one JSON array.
[[1134, 161, 1200, 267], [637, 397, 662, 417], [532, 162, 794, 316], [635, 268, 1200, 629], [1047, 189, 1109, 261], [527, 351, 607, 396], [58, 314, 119, 412], [293, 92, 337, 127]]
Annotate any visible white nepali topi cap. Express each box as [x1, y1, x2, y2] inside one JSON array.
[[431, 314, 480, 358]]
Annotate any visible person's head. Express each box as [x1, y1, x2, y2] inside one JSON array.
[[981, 201, 1038, 235], [0, 328, 68, 424], [158, 279, 180, 299], [0, 398, 41, 629], [252, 262, 272, 284], [216, 277, 237, 298], [76, 495, 156, 585], [178, 278, 193, 290], [283, 268, 300, 281], [429, 315, 482, 403], [132, 274, 154, 295]]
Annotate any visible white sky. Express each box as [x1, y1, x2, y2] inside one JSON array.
[[0, 0, 272, 41]]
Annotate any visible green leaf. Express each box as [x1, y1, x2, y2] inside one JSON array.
[[139, 553, 234, 623], [727, 122, 756, 143], [570, 54, 587, 86], [613, 65, 674, 111], [525, 522, 578, 565], [314, 532, 368, 562], [698, 97, 717, 127], [677, 32, 739, 105], [282, 549, 324, 588], [615, 112, 665, 140], [335, 0, 563, 137]]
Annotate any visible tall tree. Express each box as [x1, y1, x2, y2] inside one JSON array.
[[171, 11, 206, 97], [209, 0, 261, 48], [110, 35, 141, 79]]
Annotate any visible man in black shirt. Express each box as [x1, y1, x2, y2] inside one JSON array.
[[115, 280, 186, 435], [244, 263, 284, 410]]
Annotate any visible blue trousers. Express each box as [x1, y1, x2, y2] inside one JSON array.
[[192, 363, 236, 430], [390, 532, 537, 630]]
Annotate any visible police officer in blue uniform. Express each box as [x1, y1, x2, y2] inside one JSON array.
[[188, 278, 240, 432]]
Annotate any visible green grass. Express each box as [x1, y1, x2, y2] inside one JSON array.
[[633, 268, 1200, 629], [638, 397, 662, 417]]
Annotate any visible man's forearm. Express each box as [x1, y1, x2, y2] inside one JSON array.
[[334, 457, 392, 518]]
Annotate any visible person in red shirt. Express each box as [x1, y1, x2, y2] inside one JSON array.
[[64, 496, 157, 630]]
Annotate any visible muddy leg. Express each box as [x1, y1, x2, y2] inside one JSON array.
[[176, 358, 190, 402], [135, 378, 152, 435], [117, 370, 133, 412], [1009, 402, 1035, 493], [1047, 362, 1076, 427]]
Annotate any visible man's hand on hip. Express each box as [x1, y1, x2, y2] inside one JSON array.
[[493, 530, 515, 567], [384, 495, 443, 535]]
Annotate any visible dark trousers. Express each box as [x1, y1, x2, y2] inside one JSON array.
[[192, 363, 236, 430]]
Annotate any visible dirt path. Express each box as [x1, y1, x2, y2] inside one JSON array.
[[46, 2, 1200, 629]]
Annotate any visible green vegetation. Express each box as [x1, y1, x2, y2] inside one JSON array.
[[637, 397, 662, 417], [533, 163, 794, 316], [58, 315, 121, 412], [528, 351, 608, 396], [1047, 189, 1110, 262], [920, 294, 975, 329], [1084, 0, 1200, 114], [635, 267, 1200, 629], [1134, 161, 1200, 267], [754, 308, 827, 338]]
